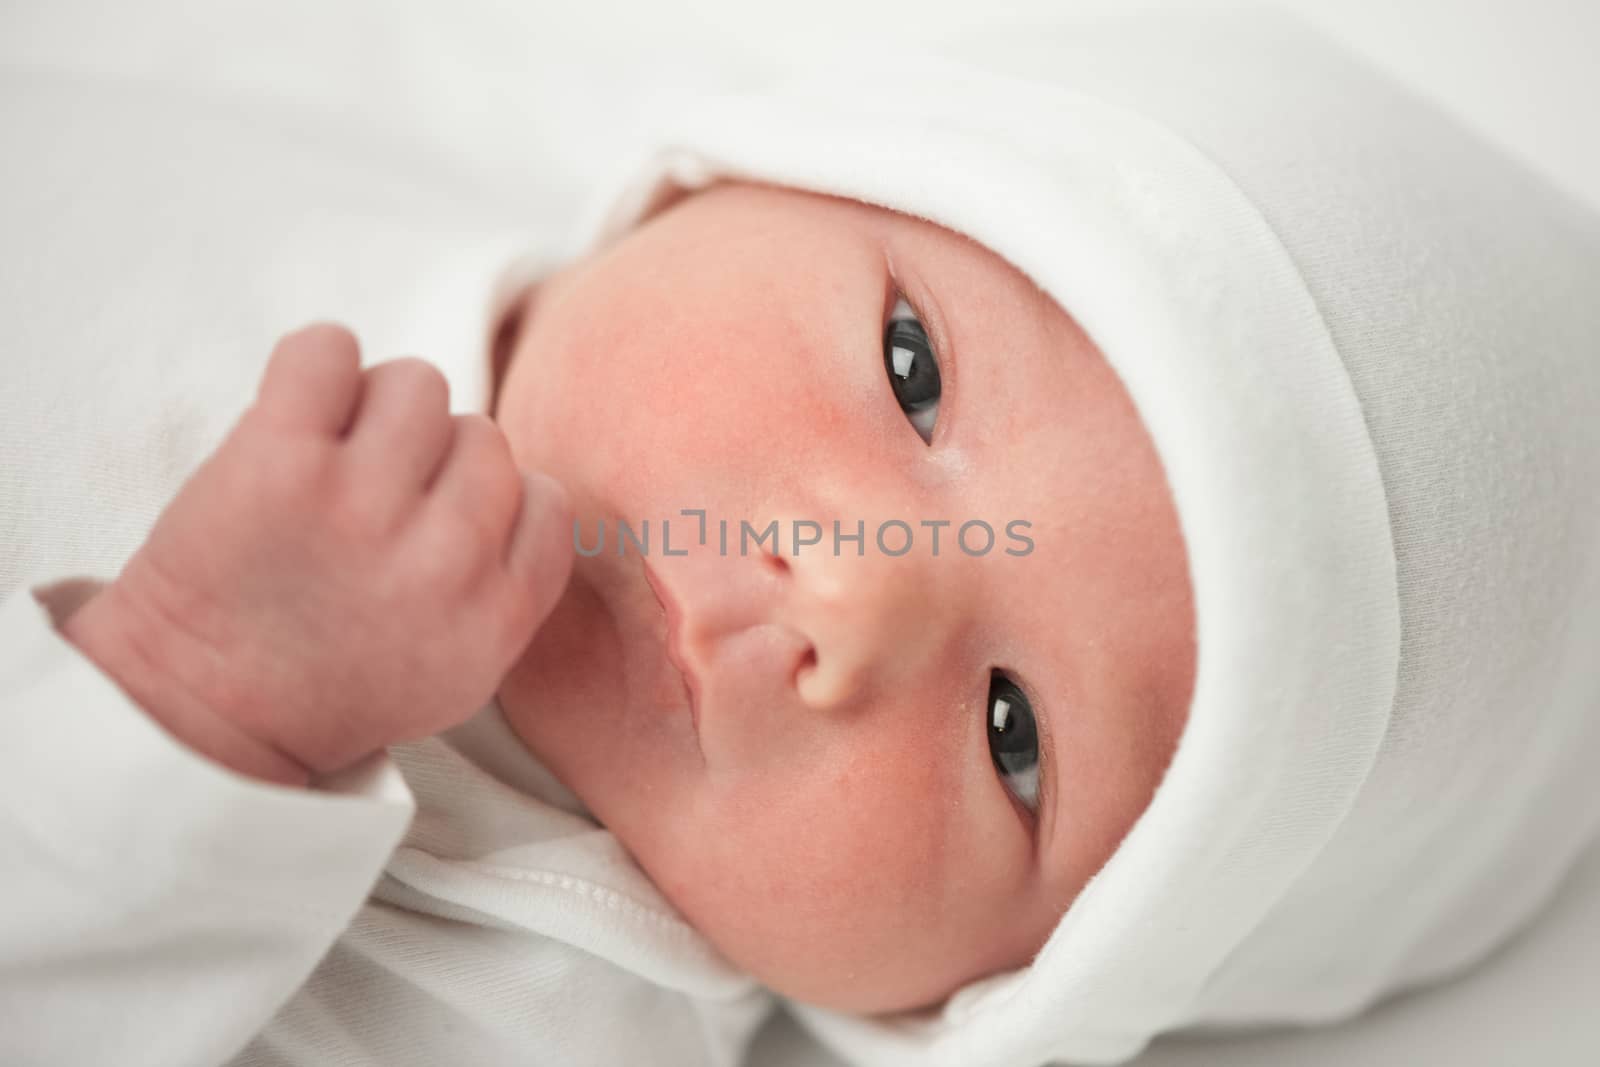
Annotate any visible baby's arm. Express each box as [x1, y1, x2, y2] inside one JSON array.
[[61, 323, 574, 787], [0, 573, 416, 1067], [0, 324, 572, 1065]]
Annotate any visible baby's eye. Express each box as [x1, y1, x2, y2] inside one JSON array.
[[988, 671, 1040, 813], [883, 294, 942, 445]]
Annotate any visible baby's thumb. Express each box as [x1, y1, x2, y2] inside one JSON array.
[[505, 470, 575, 637]]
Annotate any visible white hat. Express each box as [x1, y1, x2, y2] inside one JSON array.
[[565, 9, 1600, 1064]]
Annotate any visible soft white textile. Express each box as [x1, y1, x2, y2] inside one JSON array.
[[542, 8, 1600, 1065]]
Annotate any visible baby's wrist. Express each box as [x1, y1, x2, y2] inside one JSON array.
[[59, 583, 313, 788]]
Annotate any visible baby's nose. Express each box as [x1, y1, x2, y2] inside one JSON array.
[[775, 524, 952, 711]]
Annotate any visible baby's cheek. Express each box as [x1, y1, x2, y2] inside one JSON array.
[[703, 750, 956, 999]]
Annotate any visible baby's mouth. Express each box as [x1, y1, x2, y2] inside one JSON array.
[[641, 558, 703, 737]]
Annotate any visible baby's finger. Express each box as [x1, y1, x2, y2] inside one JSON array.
[[253, 323, 364, 438], [502, 470, 574, 634], [425, 413, 525, 553], [345, 359, 457, 511]]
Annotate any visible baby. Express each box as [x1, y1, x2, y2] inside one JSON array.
[[55, 173, 1195, 1050], [7, 9, 1600, 1067]]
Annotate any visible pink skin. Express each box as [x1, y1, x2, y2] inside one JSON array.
[[490, 180, 1196, 1016]]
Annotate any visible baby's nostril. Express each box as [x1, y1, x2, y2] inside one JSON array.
[[764, 551, 790, 575], [793, 646, 818, 689]]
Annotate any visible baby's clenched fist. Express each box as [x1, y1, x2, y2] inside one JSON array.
[[64, 323, 574, 786]]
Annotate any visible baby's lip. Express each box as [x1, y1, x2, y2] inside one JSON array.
[[641, 558, 703, 736]]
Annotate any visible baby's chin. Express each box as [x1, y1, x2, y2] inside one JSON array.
[[704, 924, 984, 1020]]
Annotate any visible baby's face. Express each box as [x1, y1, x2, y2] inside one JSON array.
[[491, 181, 1195, 1015]]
